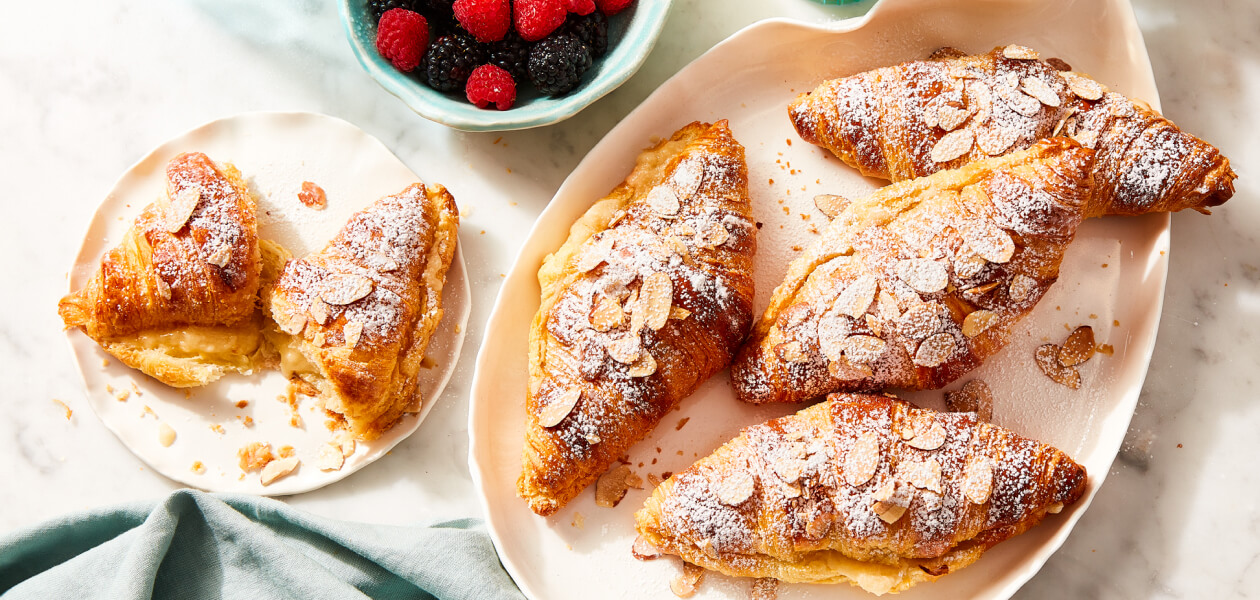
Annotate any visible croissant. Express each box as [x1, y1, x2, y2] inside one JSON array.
[[634, 393, 1087, 596], [732, 138, 1093, 404], [264, 182, 459, 440], [58, 152, 277, 387], [788, 45, 1236, 217], [518, 121, 757, 516]]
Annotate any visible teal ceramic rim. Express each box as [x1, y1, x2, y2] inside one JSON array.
[[338, 0, 675, 132]]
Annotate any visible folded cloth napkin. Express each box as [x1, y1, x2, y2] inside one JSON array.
[[0, 489, 524, 600]]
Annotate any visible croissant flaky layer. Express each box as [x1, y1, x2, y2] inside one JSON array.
[[265, 182, 459, 440], [519, 121, 757, 516], [58, 152, 267, 387], [634, 394, 1087, 596], [733, 138, 1093, 404], [789, 45, 1236, 217]]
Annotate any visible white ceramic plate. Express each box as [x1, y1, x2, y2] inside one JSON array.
[[64, 111, 470, 495], [469, 0, 1166, 597]]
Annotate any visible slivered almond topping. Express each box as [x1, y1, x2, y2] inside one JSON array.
[[1035, 344, 1081, 389], [316, 443, 345, 471], [626, 289, 644, 333], [1073, 129, 1100, 148], [206, 243, 231, 268], [591, 295, 624, 331], [311, 330, 326, 347], [779, 341, 809, 364], [704, 223, 729, 247], [865, 314, 883, 338], [923, 102, 939, 129], [343, 320, 364, 348], [1062, 71, 1104, 100], [595, 464, 634, 508], [903, 457, 943, 492], [155, 276, 172, 300], [751, 578, 779, 600], [1047, 502, 1064, 514], [669, 306, 690, 320], [959, 220, 1015, 264], [841, 334, 885, 365], [332, 430, 356, 457], [606, 335, 642, 364], [277, 311, 307, 336], [671, 160, 703, 198], [320, 273, 374, 305], [1008, 274, 1038, 301], [963, 457, 994, 504], [1021, 76, 1061, 107], [772, 453, 806, 484], [833, 274, 879, 318], [308, 297, 330, 325], [948, 379, 994, 421], [260, 456, 300, 486], [158, 423, 176, 447], [165, 187, 201, 233], [627, 352, 657, 378], [537, 388, 582, 427], [963, 282, 1000, 297], [632, 536, 661, 560], [914, 332, 956, 368], [829, 357, 873, 379], [955, 254, 987, 279], [977, 122, 1020, 156], [577, 237, 613, 273], [370, 253, 399, 272], [897, 258, 949, 294], [608, 210, 627, 228], [671, 563, 705, 598], [1003, 44, 1040, 60], [844, 431, 880, 487], [930, 128, 974, 163], [817, 315, 851, 362], [937, 103, 971, 131], [962, 309, 1000, 338], [647, 185, 681, 216], [804, 502, 830, 539], [907, 421, 947, 450], [640, 272, 673, 331], [1059, 325, 1096, 366], [714, 470, 755, 505], [814, 194, 850, 219], [877, 290, 902, 322], [871, 479, 913, 523]]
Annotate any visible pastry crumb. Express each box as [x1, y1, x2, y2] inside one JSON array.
[[158, 423, 176, 447], [191, 461, 206, 474], [52, 399, 72, 420], [238, 442, 275, 472], [675, 417, 690, 431], [235, 400, 249, 409], [298, 181, 327, 209]]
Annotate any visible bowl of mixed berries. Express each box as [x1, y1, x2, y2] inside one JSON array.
[[340, 0, 673, 131]]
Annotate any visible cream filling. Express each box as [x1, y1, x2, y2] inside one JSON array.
[[121, 324, 263, 368]]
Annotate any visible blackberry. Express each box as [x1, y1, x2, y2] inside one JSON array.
[[415, 0, 455, 35], [527, 33, 593, 96], [489, 31, 532, 82], [368, 0, 419, 23], [562, 11, 608, 58], [424, 33, 488, 92]]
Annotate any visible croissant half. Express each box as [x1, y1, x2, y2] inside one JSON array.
[[634, 393, 1087, 596], [519, 121, 757, 516], [732, 138, 1093, 404], [264, 182, 459, 440], [789, 45, 1236, 217], [59, 152, 272, 387]]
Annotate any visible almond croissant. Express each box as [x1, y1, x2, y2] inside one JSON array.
[[634, 393, 1087, 596], [789, 45, 1236, 217]]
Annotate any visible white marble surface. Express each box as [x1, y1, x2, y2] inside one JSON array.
[[1, 0, 1256, 597]]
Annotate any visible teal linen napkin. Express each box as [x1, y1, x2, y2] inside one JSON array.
[[0, 489, 524, 600]]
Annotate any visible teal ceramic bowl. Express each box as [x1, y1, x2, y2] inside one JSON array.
[[339, 1, 674, 131]]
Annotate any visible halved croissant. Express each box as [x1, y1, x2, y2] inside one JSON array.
[[519, 121, 757, 516], [789, 45, 1236, 216], [635, 393, 1087, 596]]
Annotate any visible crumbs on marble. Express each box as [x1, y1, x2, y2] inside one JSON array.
[[571, 512, 585, 529], [235, 400, 249, 409], [209, 424, 225, 435], [141, 405, 157, 419], [101, 358, 110, 368], [675, 417, 690, 431], [158, 423, 176, 447], [191, 461, 206, 474], [52, 399, 72, 420]]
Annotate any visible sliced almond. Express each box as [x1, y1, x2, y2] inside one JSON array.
[[595, 464, 634, 508], [704, 223, 729, 247], [260, 456, 300, 486], [311, 330, 327, 348], [877, 290, 903, 322], [277, 310, 307, 336], [963, 282, 1000, 298], [155, 276, 173, 300], [670, 160, 704, 199], [814, 194, 850, 219], [871, 479, 914, 523], [332, 430, 356, 457], [833, 274, 879, 318], [1061, 71, 1104, 101], [930, 128, 975, 163], [841, 334, 886, 365], [923, 101, 939, 129], [914, 332, 956, 368], [165, 187, 201, 233], [632, 536, 661, 560], [370, 252, 399, 272], [1002, 44, 1040, 60], [818, 317, 851, 364], [308, 297, 330, 325], [577, 237, 614, 273], [671, 563, 705, 598], [627, 352, 658, 378], [537, 387, 582, 427], [829, 357, 873, 379], [997, 83, 1041, 117], [946, 380, 994, 422], [771, 452, 806, 484], [751, 578, 779, 600], [897, 258, 949, 294], [669, 306, 691, 320], [591, 295, 625, 332], [1059, 325, 1096, 366], [962, 309, 1000, 338], [959, 220, 1015, 264], [903, 457, 943, 493], [1008, 274, 1038, 302], [320, 273, 375, 305], [962, 456, 995, 504], [865, 314, 883, 338], [343, 320, 364, 348], [607, 335, 642, 364], [1035, 344, 1081, 389], [778, 341, 809, 364], [907, 420, 947, 451], [977, 123, 1020, 156], [1073, 129, 1100, 148], [844, 431, 881, 487], [206, 243, 231, 268], [640, 272, 673, 331], [607, 210, 627, 228], [936, 103, 971, 131], [647, 186, 681, 216], [714, 470, 755, 505], [316, 443, 345, 471], [955, 254, 987, 279], [158, 423, 176, 447], [1020, 76, 1061, 107], [1047, 502, 1064, 514]]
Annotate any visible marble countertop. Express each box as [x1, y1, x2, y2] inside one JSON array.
[[2, 0, 1256, 597]]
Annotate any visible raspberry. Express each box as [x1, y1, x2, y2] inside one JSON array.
[[376, 9, 430, 72], [562, 11, 607, 57], [514, 0, 567, 42], [452, 0, 511, 42], [564, 0, 595, 16], [528, 32, 592, 96], [594, 0, 632, 16], [489, 31, 532, 81], [424, 33, 488, 92], [465, 64, 517, 110]]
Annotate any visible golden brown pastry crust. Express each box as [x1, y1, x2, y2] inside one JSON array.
[[58, 152, 267, 387], [788, 45, 1236, 217], [519, 121, 757, 516], [265, 182, 459, 440], [634, 393, 1087, 596], [732, 139, 1094, 404]]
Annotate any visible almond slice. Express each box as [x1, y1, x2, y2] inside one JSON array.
[[1020, 76, 1061, 107], [844, 431, 881, 487], [997, 83, 1042, 117], [814, 194, 850, 219], [704, 223, 729, 247], [316, 443, 345, 471], [959, 220, 1015, 264], [260, 456, 300, 486], [778, 341, 809, 364], [155, 276, 173, 300], [963, 457, 994, 504], [595, 464, 634, 508], [955, 254, 987, 279], [714, 470, 755, 505], [671, 563, 705, 598], [591, 295, 624, 332], [320, 273, 375, 305], [841, 334, 886, 365], [1073, 129, 1100, 148], [897, 258, 949, 294], [577, 237, 614, 273], [627, 352, 657, 378], [606, 335, 642, 364], [1002, 44, 1040, 60], [903, 457, 943, 493], [537, 388, 582, 427], [632, 536, 661, 560], [833, 274, 879, 318], [930, 128, 974, 163], [668, 306, 691, 320], [206, 243, 231, 268], [343, 320, 364, 348], [1058, 325, 1096, 366], [946, 380, 994, 422], [670, 160, 704, 199], [936, 103, 971, 131], [914, 332, 956, 368], [640, 271, 673, 331], [771, 452, 806, 484], [1061, 71, 1104, 101], [877, 290, 903, 322], [977, 123, 1020, 156], [1035, 344, 1081, 389], [906, 420, 947, 451], [165, 187, 201, 233], [308, 297, 330, 325], [1008, 274, 1038, 302], [871, 479, 914, 523], [962, 309, 1000, 338], [829, 357, 873, 379], [647, 186, 681, 216]]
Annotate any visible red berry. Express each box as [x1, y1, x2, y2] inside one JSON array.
[[376, 8, 429, 72], [595, 0, 632, 16], [513, 0, 567, 42], [565, 0, 596, 16], [465, 64, 517, 110], [453, 0, 511, 43]]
